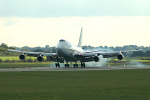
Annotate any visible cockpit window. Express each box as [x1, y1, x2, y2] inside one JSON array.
[[59, 39, 65, 42]]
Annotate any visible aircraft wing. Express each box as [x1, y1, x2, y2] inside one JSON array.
[[8, 49, 58, 57], [75, 49, 143, 58]]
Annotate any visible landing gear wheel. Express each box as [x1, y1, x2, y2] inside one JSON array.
[[81, 62, 85, 68], [73, 64, 78, 68], [55, 63, 57, 68], [76, 64, 78, 68], [65, 64, 67, 68], [65, 64, 69, 68], [73, 64, 76, 68], [83, 63, 85, 68], [57, 63, 60, 67], [55, 63, 60, 68], [67, 64, 69, 68]]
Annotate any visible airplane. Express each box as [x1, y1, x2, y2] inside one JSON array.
[[8, 28, 143, 68]]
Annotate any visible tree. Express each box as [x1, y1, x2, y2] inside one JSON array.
[[131, 51, 144, 57], [45, 45, 49, 48], [144, 50, 150, 57], [33, 49, 43, 52], [0, 43, 8, 48]]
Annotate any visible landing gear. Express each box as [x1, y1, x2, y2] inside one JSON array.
[[55, 63, 60, 68], [73, 64, 78, 68], [63, 62, 85, 68], [65, 64, 69, 68], [81, 62, 85, 68]]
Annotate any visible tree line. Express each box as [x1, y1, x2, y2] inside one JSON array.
[[1, 43, 150, 57]]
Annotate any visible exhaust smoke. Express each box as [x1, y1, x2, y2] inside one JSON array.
[[128, 60, 145, 67], [83, 47, 113, 67], [86, 55, 108, 67]]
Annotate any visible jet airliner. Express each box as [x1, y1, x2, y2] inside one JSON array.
[[8, 28, 143, 67]]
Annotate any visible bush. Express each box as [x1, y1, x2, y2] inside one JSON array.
[[0, 59, 2, 63], [34, 58, 38, 62], [4, 59, 9, 63], [10, 60, 16, 63], [26, 58, 33, 62]]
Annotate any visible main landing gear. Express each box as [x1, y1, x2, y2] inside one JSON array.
[[65, 64, 69, 68], [73, 63, 78, 68], [55, 62, 69, 68], [55, 62, 86, 68], [55, 63, 60, 68], [81, 62, 85, 68]]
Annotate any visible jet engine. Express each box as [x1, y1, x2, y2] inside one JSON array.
[[117, 54, 124, 60], [19, 54, 26, 60], [93, 56, 100, 62], [37, 55, 43, 62]]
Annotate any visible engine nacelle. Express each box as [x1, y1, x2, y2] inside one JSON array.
[[93, 56, 100, 62], [117, 54, 124, 60], [37, 55, 43, 62], [19, 54, 26, 60]]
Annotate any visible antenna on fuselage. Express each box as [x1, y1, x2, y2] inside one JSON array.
[[78, 27, 83, 48]]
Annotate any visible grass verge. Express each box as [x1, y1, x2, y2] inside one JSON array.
[[0, 69, 150, 100]]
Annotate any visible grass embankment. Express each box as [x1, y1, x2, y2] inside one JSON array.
[[0, 70, 150, 100]]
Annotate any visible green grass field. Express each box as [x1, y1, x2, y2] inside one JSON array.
[[0, 63, 51, 68], [0, 56, 34, 61], [0, 56, 47, 63], [0, 69, 150, 100]]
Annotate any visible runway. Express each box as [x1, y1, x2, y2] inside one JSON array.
[[0, 65, 150, 72]]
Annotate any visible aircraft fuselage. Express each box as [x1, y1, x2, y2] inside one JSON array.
[[56, 39, 83, 62]]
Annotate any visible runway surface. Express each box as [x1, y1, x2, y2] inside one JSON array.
[[0, 65, 150, 71]]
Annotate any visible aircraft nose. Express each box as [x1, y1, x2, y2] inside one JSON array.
[[57, 42, 63, 49], [57, 45, 66, 57], [57, 40, 67, 49]]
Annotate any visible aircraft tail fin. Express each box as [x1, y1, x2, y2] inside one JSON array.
[[78, 27, 83, 48]]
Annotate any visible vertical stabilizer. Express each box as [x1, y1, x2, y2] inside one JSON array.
[[78, 27, 83, 48]]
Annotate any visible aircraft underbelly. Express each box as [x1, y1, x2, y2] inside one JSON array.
[[57, 48, 77, 62], [64, 55, 77, 62]]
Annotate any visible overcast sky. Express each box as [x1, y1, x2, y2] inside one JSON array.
[[0, 0, 150, 47]]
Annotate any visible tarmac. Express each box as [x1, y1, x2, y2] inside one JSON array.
[[0, 65, 150, 72]]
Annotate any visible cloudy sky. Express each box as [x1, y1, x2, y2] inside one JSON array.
[[0, 0, 150, 47]]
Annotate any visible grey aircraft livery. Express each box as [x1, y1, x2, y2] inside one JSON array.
[[8, 28, 143, 68]]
